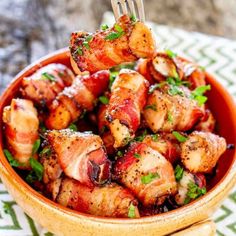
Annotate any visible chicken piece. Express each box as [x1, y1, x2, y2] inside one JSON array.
[[106, 69, 149, 148], [114, 142, 177, 206], [47, 177, 140, 218], [46, 70, 109, 130], [181, 131, 226, 173], [21, 63, 74, 107], [45, 129, 111, 187], [70, 15, 156, 73], [195, 109, 216, 132], [143, 85, 204, 133], [98, 104, 115, 154], [175, 170, 206, 205], [142, 134, 180, 163], [2, 99, 39, 168]]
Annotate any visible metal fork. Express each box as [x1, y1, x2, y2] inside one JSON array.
[[111, 0, 145, 22]]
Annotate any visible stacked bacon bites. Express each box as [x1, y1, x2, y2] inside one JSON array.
[[2, 15, 228, 218]]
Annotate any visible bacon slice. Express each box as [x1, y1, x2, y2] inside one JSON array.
[[195, 109, 216, 132], [106, 69, 149, 148], [181, 131, 226, 173], [2, 99, 39, 168], [47, 177, 140, 218], [114, 142, 177, 206], [70, 15, 156, 73], [21, 63, 74, 107], [45, 129, 111, 187], [143, 85, 204, 132], [46, 70, 109, 130]]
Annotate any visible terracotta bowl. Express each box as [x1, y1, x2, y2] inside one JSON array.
[[0, 48, 236, 236]]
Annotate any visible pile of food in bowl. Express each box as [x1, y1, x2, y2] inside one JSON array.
[[1, 15, 230, 219]]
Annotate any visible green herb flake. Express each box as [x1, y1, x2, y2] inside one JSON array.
[[105, 24, 124, 41], [165, 49, 177, 58], [167, 111, 173, 123], [42, 72, 56, 82], [99, 95, 109, 105], [117, 150, 124, 157], [144, 104, 157, 111], [130, 14, 136, 22], [82, 41, 90, 49], [82, 35, 93, 50], [109, 71, 118, 89], [3, 149, 22, 167], [128, 203, 136, 218], [76, 46, 83, 56], [151, 134, 158, 142], [101, 24, 109, 31], [141, 172, 160, 184], [174, 165, 184, 182], [172, 131, 188, 143], [184, 181, 207, 204], [29, 157, 44, 181], [39, 122, 46, 133], [148, 82, 165, 94], [32, 139, 41, 155], [134, 130, 147, 142], [134, 153, 141, 159], [190, 85, 211, 106], [40, 147, 51, 157], [68, 123, 78, 131]]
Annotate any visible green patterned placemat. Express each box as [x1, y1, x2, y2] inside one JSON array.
[[0, 11, 236, 236]]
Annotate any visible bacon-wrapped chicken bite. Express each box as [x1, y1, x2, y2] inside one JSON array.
[[136, 52, 206, 89], [46, 70, 109, 130], [47, 177, 139, 218], [181, 131, 226, 173], [174, 168, 206, 205], [45, 129, 111, 187], [21, 64, 74, 107], [106, 69, 149, 148], [2, 99, 39, 168], [98, 104, 115, 154], [70, 15, 156, 73], [195, 109, 216, 132], [143, 85, 204, 133], [114, 142, 177, 206], [142, 134, 180, 163]]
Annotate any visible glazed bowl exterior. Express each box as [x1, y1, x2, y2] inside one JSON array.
[[0, 48, 236, 236]]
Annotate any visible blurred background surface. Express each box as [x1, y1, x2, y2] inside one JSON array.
[[1, 0, 236, 93]]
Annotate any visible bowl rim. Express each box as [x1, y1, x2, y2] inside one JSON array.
[[0, 47, 236, 224]]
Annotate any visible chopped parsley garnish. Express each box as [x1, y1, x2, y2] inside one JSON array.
[[172, 131, 188, 143], [167, 111, 173, 123], [101, 24, 109, 31], [109, 71, 118, 89], [68, 123, 77, 131], [82, 35, 93, 49], [174, 165, 184, 182], [165, 49, 177, 58], [151, 134, 158, 142], [148, 82, 165, 94], [3, 149, 22, 167], [134, 153, 141, 159], [26, 157, 44, 183], [128, 203, 136, 218], [141, 172, 160, 184], [117, 150, 124, 157], [76, 46, 83, 56], [134, 130, 147, 142], [105, 24, 124, 40], [130, 14, 136, 22], [144, 104, 157, 111], [98, 95, 109, 105], [32, 139, 41, 155], [190, 85, 211, 106], [39, 147, 51, 158], [42, 72, 56, 82], [199, 66, 206, 71], [184, 181, 207, 204]]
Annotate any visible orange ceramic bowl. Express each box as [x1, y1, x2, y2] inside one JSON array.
[[0, 48, 236, 236]]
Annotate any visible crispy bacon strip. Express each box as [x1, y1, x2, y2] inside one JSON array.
[[114, 142, 177, 206], [46, 70, 109, 130], [137, 53, 206, 89], [45, 129, 111, 187], [195, 109, 216, 132], [21, 63, 74, 107], [2, 99, 39, 168], [106, 69, 149, 148], [70, 15, 156, 73], [47, 177, 140, 218], [181, 131, 226, 173], [143, 85, 204, 132]]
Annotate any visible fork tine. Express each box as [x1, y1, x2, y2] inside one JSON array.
[[119, 0, 128, 15], [127, 0, 136, 18], [111, 0, 121, 21], [135, 0, 145, 22]]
